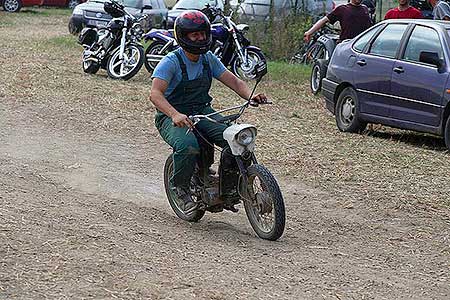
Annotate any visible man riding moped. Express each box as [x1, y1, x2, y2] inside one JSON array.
[[150, 11, 267, 213]]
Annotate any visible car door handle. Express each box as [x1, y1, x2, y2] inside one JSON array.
[[393, 66, 404, 74], [356, 60, 366, 66]]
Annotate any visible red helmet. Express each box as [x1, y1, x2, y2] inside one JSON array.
[[174, 10, 212, 55]]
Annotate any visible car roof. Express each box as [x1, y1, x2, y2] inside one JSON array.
[[382, 19, 450, 30]]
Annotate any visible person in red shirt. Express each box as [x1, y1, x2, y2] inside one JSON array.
[[384, 0, 423, 19]]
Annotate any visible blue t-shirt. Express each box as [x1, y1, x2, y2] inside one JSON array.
[[151, 48, 227, 98]]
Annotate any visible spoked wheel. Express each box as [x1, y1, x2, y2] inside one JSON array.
[[107, 44, 144, 80], [144, 41, 169, 73], [68, 0, 80, 9], [243, 164, 285, 241], [3, 0, 21, 12], [82, 58, 100, 74], [231, 49, 265, 81], [163, 155, 205, 222]]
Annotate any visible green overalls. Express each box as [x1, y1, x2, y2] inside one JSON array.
[[155, 51, 228, 189]]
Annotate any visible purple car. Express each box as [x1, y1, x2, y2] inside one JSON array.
[[322, 19, 450, 150]]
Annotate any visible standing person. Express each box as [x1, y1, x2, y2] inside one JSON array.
[[303, 0, 372, 43], [150, 10, 267, 213], [429, 0, 450, 20], [385, 0, 423, 19]]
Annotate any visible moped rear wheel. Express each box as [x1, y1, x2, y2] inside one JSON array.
[[243, 164, 285, 241], [164, 155, 205, 222]]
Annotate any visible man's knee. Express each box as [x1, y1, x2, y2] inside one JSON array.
[[174, 137, 200, 155]]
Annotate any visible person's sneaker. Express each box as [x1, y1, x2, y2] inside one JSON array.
[[172, 186, 197, 213]]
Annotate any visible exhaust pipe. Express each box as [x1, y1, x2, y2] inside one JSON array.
[[146, 54, 165, 63]]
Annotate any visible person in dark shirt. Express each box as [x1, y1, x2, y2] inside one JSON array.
[[385, 0, 423, 19], [304, 0, 372, 42]]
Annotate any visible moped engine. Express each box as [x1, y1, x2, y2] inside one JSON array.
[[97, 29, 114, 50]]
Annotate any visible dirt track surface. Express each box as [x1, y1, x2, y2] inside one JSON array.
[[1, 9, 450, 300]]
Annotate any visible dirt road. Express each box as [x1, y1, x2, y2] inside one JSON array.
[[1, 9, 449, 300]]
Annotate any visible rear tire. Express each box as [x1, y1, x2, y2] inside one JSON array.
[[335, 87, 367, 133], [3, 0, 21, 12], [310, 59, 327, 95], [444, 116, 450, 151], [82, 59, 100, 74], [164, 155, 205, 222], [243, 164, 285, 241]]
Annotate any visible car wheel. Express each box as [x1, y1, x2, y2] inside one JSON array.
[[67, 0, 80, 9], [3, 0, 22, 12], [335, 87, 367, 133], [310, 59, 327, 95], [444, 116, 450, 151]]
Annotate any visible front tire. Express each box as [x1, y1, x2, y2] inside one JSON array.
[[335, 87, 367, 133], [243, 164, 285, 241], [164, 155, 205, 222], [231, 49, 265, 81], [107, 44, 144, 80], [144, 41, 169, 73], [310, 59, 327, 95], [3, 0, 21, 12], [444, 116, 450, 151]]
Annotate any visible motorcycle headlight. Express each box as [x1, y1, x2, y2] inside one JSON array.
[[132, 23, 143, 36], [237, 128, 256, 146]]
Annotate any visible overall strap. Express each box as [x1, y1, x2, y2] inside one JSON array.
[[202, 55, 212, 79], [174, 51, 188, 81]]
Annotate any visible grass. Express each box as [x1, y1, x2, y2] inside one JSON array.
[[20, 7, 73, 17], [267, 61, 311, 84], [46, 35, 79, 49]]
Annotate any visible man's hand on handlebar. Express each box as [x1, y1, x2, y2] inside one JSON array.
[[250, 93, 270, 107], [172, 112, 193, 128]]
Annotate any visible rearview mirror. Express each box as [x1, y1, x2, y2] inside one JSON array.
[[254, 59, 267, 80], [419, 51, 443, 68], [141, 5, 152, 13]]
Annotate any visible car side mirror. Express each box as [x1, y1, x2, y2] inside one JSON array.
[[141, 5, 152, 13], [419, 51, 443, 68]]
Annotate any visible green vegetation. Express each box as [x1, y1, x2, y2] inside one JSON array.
[[46, 35, 79, 49], [267, 61, 311, 84]]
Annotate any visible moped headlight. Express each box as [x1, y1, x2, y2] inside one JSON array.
[[237, 128, 255, 146]]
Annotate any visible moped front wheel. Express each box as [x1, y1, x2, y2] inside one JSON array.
[[107, 44, 144, 80], [163, 155, 205, 222], [243, 164, 285, 241]]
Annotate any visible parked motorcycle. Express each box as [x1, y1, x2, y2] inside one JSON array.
[[77, 0, 147, 80], [143, 6, 266, 81], [163, 61, 285, 241]]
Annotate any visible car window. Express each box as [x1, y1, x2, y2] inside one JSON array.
[[403, 26, 443, 63], [353, 25, 381, 53], [369, 24, 408, 58], [173, 0, 223, 10], [150, 0, 159, 8]]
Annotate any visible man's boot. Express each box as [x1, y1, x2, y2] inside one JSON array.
[[172, 186, 197, 213]]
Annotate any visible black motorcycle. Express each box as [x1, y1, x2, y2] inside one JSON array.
[[77, 0, 147, 80], [163, 61, 285, 241]]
